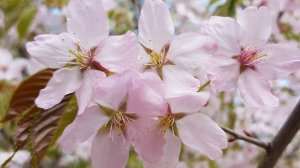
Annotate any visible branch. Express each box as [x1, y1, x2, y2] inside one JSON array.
[[220, 126, 268, 150], [258, 100, 300, 168]]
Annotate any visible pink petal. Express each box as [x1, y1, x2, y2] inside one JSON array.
[[67, 0, 109, 50], [139, 0, 174, 51], [93, 72, 131, 111], [91, 131, 130, 168], [76, 69, 106, 115], [127, 71, 167, 117], [144, 130, 181, 168], [35, 67, 82, 109], [162, 65, 200, 95], [167, 33, 217, 76], [128, 122, 165, 162], [95, 31, 139, 74], [166, 91, 210, 113], [177, 113, 228, 160], [256, 43, 300, 80], [205, 55, 240, 92], [26, 33, 76, 68], [237, 6, 272, 48], [238, 69, 279, 107], [163, 65, 210, 113], [201, 16, 241, 57], [58, 106, 109, 153]]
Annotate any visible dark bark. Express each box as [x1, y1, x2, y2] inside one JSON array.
[[258, 100, 300, 168]]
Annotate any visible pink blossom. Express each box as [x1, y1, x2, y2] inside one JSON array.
[[26, 0, 139, 114], [138, 0, 216, 79], [202, 6, 300, 107], [58, 71, 165, 168], [0, 49, 27, 81], [129, 71, 228, 167]]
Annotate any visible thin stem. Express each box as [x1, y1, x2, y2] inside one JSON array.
[[220, 125, 268, 150], [198, 80, 211, 92]]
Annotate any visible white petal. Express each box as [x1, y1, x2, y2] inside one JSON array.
[[26, 33, 76, 68], [238, 69, 279, 107], [35, 67, 82, 109], [167, 33, 216, 75], [201, 16, 241, 57], [58, 106, 109, 153], [76, 69, 106, 115], [237, 6, 272, 48], [67, 0, 109, 50], [139, 0, 174, 51], [144, 130, 181, 168], [177, 113, 228, 160], [205, 55, 240, 92], [95, 31, 139, 74], [92, 131, 130, 168]]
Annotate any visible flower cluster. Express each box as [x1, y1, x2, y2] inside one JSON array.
[[25, 0, 300, 167]]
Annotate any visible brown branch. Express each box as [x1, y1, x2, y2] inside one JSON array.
[[220, 126, 268, 150], [258, 100, 300, 168]]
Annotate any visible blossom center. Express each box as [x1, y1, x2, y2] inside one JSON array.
[[68, 49, 92, 68], [238, 48, 268, 67], [106, 111, 138, 141], [157, 111, 175, 133]]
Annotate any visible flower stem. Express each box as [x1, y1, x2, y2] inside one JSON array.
[[220, 125, 268, 150], [197, 80, 211, 92]]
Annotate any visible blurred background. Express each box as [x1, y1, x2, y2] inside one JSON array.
[[1, 0, 300, 167]]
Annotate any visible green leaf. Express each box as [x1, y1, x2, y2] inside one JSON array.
[[50, 96, 77, 146], [17, 6, 37, 39]]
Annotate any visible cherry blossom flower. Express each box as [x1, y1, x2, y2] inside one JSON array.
[[138, 0, 216, 82], [129, 70, 228, 168], [58, 71, 165, 168], [26, 0, 139, 114], [0, 49, 27, 81], [202, 6, 300, 107]]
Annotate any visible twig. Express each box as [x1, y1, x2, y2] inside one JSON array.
[[220, 126, 268, 150], [258, 100, 300, 168]]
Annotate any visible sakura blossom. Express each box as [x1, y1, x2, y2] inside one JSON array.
[[26, 0, 139, 114], [1, 0, 300, 168], [202, 6, 300, 107]]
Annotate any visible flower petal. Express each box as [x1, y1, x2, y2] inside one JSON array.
[[76, 69, 106, 115], [58, 106, 109, 153], [93, 72, 131, 111], [177, 113, 228, 160], [167, 33, 217, 75], [256, 43, 300, 80], [238, 69, 279, 107], [162, 65, 199, 95], [128, 122, 165, 163], [237, 6, 272, 48], [166, 91, 210, 113], [95, 31, 139, 74], [201, 16, 241, 57], [91, 131, 130, 168], [205, 55, 240, 92], [26, 33, 76, 68], [144, 130, 181, 168], [35, 67, 82, 109], [127, 71, 167, 117], [67, 0, 109, 50], [139, 0, 174, 51]]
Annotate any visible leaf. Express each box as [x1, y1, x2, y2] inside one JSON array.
[[1, 69, 55, 122], [50, 96, 77, 146], [2, 94, 75, 168], [30, 94, 74, 166], [17, 6, 37, 39]]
